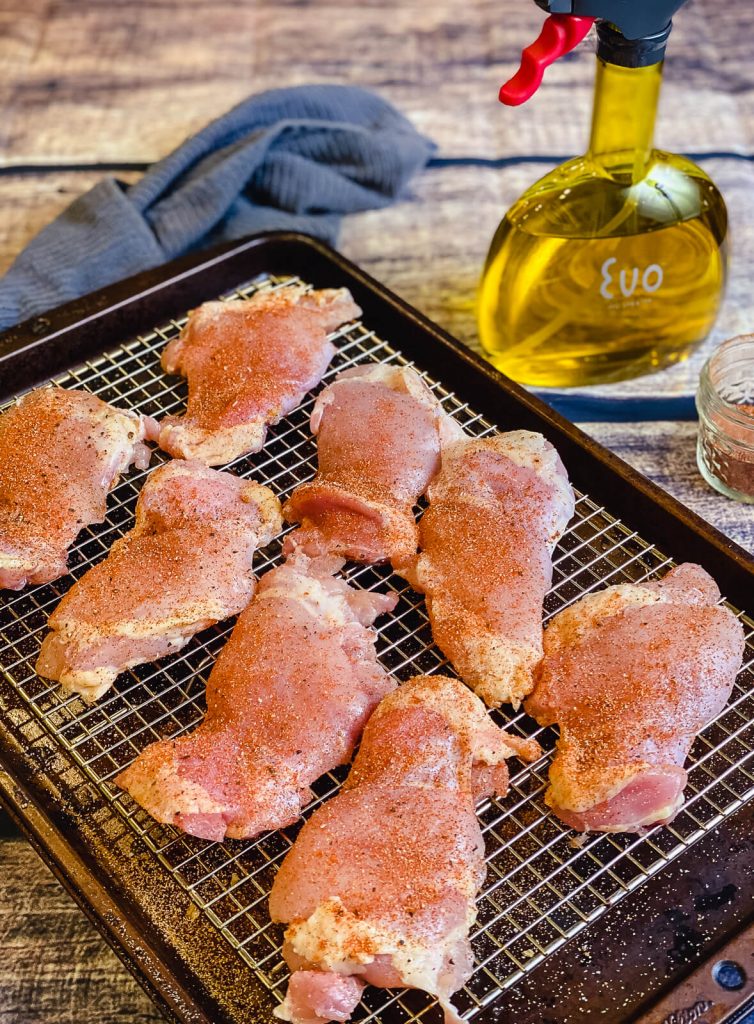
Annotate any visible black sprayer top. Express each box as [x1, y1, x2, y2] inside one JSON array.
[[533, 0, 687, 41], [499, 0, 689, 104]]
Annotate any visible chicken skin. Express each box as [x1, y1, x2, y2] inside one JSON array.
[[0, 387, 156, 591], [269, 675, 540, 1024], [526, 564, 746, 833], [398, 432, 575, 708], [283, 364, 464, 565], [116, 553, 396, 841], [36, 460, 281, 702], [158, 286, 361, 465]]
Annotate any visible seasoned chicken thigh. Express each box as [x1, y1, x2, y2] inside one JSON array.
[[284, 364, 464, 565], [0, 387, 156, 591], [158, 285, 361, 465], [36, 460, 281, 701], [117, 553, 396, 841], [398, 432, 575, 708], [269, 675, 540, 1024], [526, 564, 746, 833]]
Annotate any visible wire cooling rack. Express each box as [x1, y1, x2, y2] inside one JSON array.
[[1, 275, 753, 1024]]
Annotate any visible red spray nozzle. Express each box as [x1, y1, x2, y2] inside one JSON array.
[[499, 15, 595, 105]]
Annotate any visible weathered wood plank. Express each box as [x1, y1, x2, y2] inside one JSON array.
[[586, 420, 754, 553], [0, 837, 162, 1023], [0, 0, 751, 166]]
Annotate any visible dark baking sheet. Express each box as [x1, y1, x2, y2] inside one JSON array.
[[0, 232, 753, 1024]]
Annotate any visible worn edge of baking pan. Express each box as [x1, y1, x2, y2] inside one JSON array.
[[0, 769, 193, 1024], [0, 230, 753, 1024], [0, 678, 267, 1024], [632, 922, 754, 1024]]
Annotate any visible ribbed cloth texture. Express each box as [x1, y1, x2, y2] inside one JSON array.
[[0, 84, 435, 330]]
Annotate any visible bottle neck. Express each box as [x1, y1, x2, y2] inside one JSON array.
[[588, 58, 663, 180]]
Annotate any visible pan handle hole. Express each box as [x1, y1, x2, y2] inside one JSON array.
[[713, 960, 746, 991]]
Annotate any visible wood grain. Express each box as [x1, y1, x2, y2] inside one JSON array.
[[587, 420, 754, 553], [0, 0, 752, 167], [0, 837, 163, 1023], [1, 0, 753, 1021]]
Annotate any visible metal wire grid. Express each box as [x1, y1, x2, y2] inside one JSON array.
[[1, 273, 753, 1024]]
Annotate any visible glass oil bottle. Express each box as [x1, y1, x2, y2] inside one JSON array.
[[478, 11, 728, 388]]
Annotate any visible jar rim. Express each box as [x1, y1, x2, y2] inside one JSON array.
[[698, 334, 754, 434]]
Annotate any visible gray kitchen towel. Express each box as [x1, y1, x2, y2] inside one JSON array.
[[0, 84, 435, 330]]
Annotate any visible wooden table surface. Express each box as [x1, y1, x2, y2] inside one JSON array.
[[2, 1, 753, 1021]]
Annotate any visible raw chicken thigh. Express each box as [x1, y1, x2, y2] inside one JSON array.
[[158, 285, 361, 465], [117, 553, 396, 841], [398, 432, 574, 708], [526, 563, 745, 833], [269, 675, 540, 1024], [0, 387, 156, 591], [284, 364, 464, 565], [36, 460, 281, 702]]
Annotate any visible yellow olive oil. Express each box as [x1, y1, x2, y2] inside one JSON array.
[[479, 55, 728, 387]]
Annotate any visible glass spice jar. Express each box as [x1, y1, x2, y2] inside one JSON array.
[[696, 334, 754, 503]]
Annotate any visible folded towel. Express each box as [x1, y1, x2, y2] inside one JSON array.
[[0, 84, 435, 331]]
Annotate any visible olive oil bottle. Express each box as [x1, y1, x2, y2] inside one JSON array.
[[478, 5, 728, 388]]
